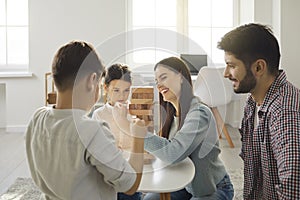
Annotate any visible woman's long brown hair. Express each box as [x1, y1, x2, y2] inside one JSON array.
[[154, 57, 194, 138]]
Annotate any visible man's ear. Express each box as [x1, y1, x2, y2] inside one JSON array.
[[254, 59, 267, 76], [87, 73, 97, 91]]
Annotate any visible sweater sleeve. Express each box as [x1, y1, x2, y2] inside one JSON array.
[[145, 104, 218, 164], [84, 120, 136, 193]]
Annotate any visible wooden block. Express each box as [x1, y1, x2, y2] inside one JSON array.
[[130, 99, 153, 104], [129, 104, 153, 110], [131, 87, 154, 94], [128, 109, 153, 116], [132, 93, 154, 99], [129, 86, 154, 133], [47, 92, 57, 104]]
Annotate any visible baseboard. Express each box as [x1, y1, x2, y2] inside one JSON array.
[[6, 125, 27, 133]]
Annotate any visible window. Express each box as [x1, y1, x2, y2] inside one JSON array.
[[127, 0, 238, 70], [0, 0, 29, 71], [188, 0, 238, 64]]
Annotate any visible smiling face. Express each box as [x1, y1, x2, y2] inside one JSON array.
[[105, 79, 131, 106], [155, 64, 182, 104], [223, 52, 257, 94]]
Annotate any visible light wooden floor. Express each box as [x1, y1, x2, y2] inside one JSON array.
[[219, 125, 243, 170], [0, 129, 31, 195], [0, 125, 243, 195]]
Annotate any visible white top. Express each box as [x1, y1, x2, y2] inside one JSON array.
[[25, 107, 136, 200], [254, 105, 261, 128], [92, 103, 132, 150]]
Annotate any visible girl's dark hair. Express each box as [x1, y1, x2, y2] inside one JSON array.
[[52, 40, 104, 91], [217, 23, 280, 75], [154, 57, 194, 138], [104, 63, 132, 85]]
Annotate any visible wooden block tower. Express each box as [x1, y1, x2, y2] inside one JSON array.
[[129, 86, 155, 163], [128, 86, 154, 132]]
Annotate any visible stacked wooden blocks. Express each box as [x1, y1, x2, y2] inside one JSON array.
[[129, 86, 155, 163], [128, 86, 154, 132]]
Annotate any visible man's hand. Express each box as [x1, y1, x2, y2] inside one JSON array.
[[130, 119, 147, 138]]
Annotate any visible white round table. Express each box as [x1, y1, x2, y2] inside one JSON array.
[[138, 157, 195, 200]]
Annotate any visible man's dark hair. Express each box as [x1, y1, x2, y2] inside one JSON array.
[[52, 41, 105, 91], [217, 23, 280, 75]]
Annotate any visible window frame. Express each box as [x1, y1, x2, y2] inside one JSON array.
[[0, 0, 29, 72], [126, 0, 240, 70]]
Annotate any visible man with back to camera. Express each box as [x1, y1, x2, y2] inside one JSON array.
[[25, 41, 147, 200], [218, 23, 300, 199]]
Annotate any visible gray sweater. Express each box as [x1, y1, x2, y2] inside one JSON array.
[[144, 97, 227, 197]]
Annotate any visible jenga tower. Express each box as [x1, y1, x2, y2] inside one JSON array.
[[128, 86, 155, 163], [128, 86, 154, 132]]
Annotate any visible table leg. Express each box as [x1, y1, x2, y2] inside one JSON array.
[[160, 193, 171, 200]]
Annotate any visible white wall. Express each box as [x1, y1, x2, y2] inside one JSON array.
[[224, 0, 300, 127], [0, 0, 126, 131], [256, 0, 300, 88], [0, 84, 5, 128], [239, 0, 254, 24], [280, 0, 300, 88], [240, 0, 300, 88]]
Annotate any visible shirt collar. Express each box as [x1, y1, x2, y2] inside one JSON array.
[[245, 70, 286, 117], [106, 102, 113, 108], [259, 70, 286, 112]]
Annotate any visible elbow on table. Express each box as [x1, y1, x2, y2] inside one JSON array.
[[124, 173, 142, 195]]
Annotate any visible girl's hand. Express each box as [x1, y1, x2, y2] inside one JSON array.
[[112, 102, 130, 133], [113, 102, 128, 119]]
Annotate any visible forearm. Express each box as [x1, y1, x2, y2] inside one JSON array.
[[125, 137, 144, 195], [274, 111, 300, 199], [119, 119, 130, 135], [145, 133, 194, 164], [276, 145, 300, 198], [144, 111, 209, 164]]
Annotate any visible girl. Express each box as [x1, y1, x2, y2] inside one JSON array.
[[92, 63, 132, 150], [92, 63, 142, 200]]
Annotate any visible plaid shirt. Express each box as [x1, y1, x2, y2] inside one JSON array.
[[239, 70, 300, 199]]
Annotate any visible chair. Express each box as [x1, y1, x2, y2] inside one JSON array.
[[193, 66, 234, 148], [45, 72, 57, 106]]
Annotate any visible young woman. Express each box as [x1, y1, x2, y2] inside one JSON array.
[[92, 63, 142, 200], [143, 57, 234, 200]]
